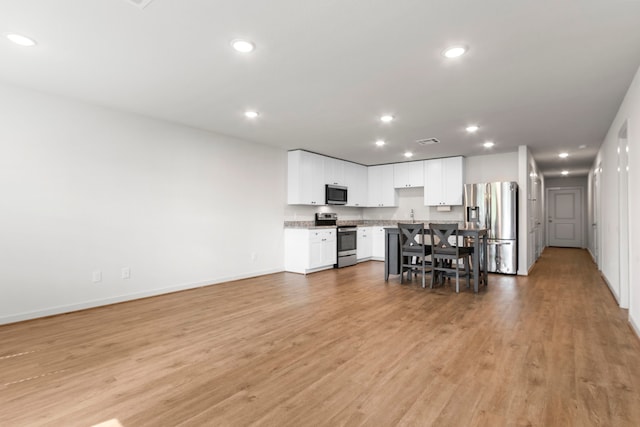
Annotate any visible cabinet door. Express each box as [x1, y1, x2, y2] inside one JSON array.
[[379, 164, 397, 206], [369, 164, 397, 206], [308, 153, 326, 205], [309, 240, 323, 269], [441, 157, 464, 205], [393, 163, 409, 188], [345, 162, 367, 207], [357, 227, 373, 259], [324, 157, 345, 186], [394, 162, 424, 188], [368, 166, 383, 206], [288, 150, 325, 205], [372, 227, 386, 258], [424, 159, 443, 206], [408, 161, 424, 187], [322, 230, 337, 266]]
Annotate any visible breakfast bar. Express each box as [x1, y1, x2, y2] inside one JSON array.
[[384, 225, 489, 293]]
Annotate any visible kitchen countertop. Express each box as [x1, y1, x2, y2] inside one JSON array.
[[284, 220, 463, 229]]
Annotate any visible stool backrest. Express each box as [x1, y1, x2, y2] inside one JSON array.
[[429, 223, 459, 256]]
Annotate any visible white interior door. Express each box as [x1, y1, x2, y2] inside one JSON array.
[[591, 169, 598, 265], [547, 188, 583, 248]]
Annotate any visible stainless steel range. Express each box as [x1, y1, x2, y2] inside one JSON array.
[[314, 213, 357, 268], [336, 225, 357, 268]]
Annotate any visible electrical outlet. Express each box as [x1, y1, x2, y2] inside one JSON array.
[[121, 267, 131, 279], [92, 270, 102, 283], [251, 252, 257, 262]]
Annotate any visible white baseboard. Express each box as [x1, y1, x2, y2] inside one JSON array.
[[629, 313, 640, 341], [599, 272, 620, 305], [0, 268, 283, 326]]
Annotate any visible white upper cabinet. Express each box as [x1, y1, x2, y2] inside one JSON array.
[[368, 164, 397, 207], [344, 162, 368, 207], [393, 161, 424, 188], [423, 156, 465, 206], [287, 150, 325, 205], [324, 157, 345, 186], [288, 150, 463, 207]]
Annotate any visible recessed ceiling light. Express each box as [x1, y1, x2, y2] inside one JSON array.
[[5, 33, 37, 47], [578, 144, 587, 149], [561, 170, 569, 176], [244, 110, 259, 119], [559, 152, 569, 158], [483, 141, 495, 148], [231, 39, 255, 53], [442, 45, 467, 58], [404, 152, 413, 158], [466, 125, 479, 133], [380, 115, 394, 123], [375, 140, 386, 147]]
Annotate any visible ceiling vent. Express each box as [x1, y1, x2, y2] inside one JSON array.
[[416, 137, 440, 146], [124, 0, 155, 9]]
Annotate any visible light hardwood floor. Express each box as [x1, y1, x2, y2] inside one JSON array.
[[1, 248, 639, 426]]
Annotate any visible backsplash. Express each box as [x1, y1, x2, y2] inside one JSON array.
[[284, 188, 463, 222], [284, 204, 364, 221]]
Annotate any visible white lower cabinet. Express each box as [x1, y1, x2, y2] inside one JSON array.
[[357, 227, 373, 261], [371, 226, 386, 260], [285, 228, 337, 274]]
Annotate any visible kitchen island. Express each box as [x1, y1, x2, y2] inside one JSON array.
[[384, 226, 489, 293]]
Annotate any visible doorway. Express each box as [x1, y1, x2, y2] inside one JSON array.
[[547, 187, 583, 248]]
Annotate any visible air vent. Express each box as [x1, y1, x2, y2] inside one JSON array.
[[416, 137, 440, 146], [124, 0, 155, 9]]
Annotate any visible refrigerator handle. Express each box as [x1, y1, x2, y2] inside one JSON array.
[[485, 190, 490, 230]]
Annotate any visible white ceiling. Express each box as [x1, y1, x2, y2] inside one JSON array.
[[2, 0, 640, 177]]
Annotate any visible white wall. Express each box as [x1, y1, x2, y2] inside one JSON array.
[[518, 146, 544, 275], [0, 82, 286, 324], [591, 63, 640, 332], [465, 151, 519, 184]]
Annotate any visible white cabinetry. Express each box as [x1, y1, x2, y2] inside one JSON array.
[[357, 227, 373, 261], [324, 157, 345, 186], [285, 228, 337, 274], [345, 162, 368, 207], [309, 229, 337, 269], [371, 226, 386, 260], [368, 165, 397, 207], [394, 161, 424, 188], [287, 150, 325, 205], [423, 156, 464, 206]]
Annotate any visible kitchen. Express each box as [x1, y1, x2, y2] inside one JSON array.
[[284, 149, 528, 280]]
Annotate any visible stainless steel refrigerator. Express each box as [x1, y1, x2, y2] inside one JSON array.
[[464, 182, 518, 274]]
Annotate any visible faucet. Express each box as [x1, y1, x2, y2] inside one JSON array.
[[410, 208, 415, 223]]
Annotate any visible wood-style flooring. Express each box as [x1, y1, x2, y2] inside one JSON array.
[[1, 247, 639, 426]]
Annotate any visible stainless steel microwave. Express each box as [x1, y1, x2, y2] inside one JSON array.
[[326, 184, 347, 205]]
